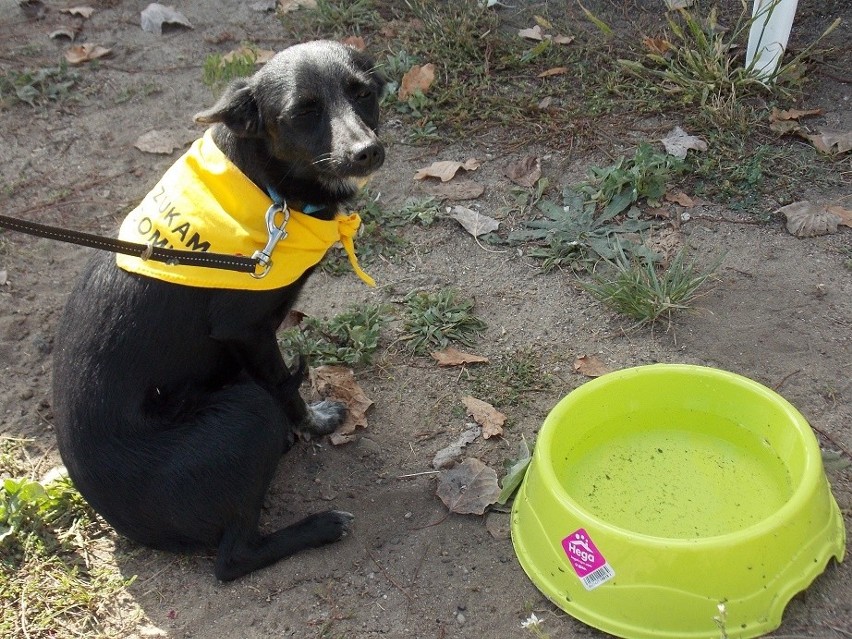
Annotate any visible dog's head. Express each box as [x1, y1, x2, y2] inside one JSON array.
[[195, 40, 386, 206]]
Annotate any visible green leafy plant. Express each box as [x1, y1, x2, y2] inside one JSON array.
[[585, 241, 720, 328], [401, 288, 487, 354], [582, 143, 683, 209], [508, 186, 656, 272], [278, 304, 388, 367], [0, 63, 78, 108], [497, 436, 532, 505]]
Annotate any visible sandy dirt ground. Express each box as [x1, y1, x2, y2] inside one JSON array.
[[1, 1, 850, 638]]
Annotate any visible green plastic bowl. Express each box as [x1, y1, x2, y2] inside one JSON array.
[[512, 364, 845, 639]]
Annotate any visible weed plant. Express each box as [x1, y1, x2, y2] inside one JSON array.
[[467, 348, 551, 408], [401, 289, 487, 354], [0, 63, 78, 108], [0, 451, 133, 638], [202, 47, 258, 93], [278, 304, 388, 367], [585, 242, 719, 328]]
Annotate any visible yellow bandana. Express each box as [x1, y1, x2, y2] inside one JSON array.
[[116, 129, 375, 290]]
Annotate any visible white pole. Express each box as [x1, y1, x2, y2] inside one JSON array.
[[745, 0, 800, 81]]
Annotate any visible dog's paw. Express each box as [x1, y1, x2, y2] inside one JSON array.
[[305, 510, 355, 545], [302, 399, 347, 436]]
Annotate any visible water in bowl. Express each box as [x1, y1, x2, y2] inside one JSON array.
[[557, 412, 793, 538]]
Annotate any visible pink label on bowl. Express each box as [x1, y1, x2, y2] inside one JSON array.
[[562, 528, 615, 590]]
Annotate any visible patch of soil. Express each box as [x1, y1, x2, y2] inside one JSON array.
[[1, 1, 849, 638]]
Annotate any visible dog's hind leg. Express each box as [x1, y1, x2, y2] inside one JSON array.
[[214, 510, 354, 582]]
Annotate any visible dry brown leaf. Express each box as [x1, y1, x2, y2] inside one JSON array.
[[449, 206, 500, 237], [432, 425, 480, 469], [431, 347, 489, 367], [341, 35, 366, 50], [553, 34, 575, 45], [769, 120, 801, 134], [436, 458, 500, 515], [280, 309, 306, 330], [222, 46, 275, 65], [399, 63, 436, 101], [660, 126, 707, 159], [538, 67, 568, 78], [414, 159, 481, 182], [777, 201, 841, 237], [770, 107, 823, 122], [518, 25, 545, 41], [420, 180, 485, 201], [504, 156, 541, 188], [665, 190, 696, 207], [309, 365, 373, 444], [805, 131, 852, 155], [462, 396, 505, 440], [573, 355, 610, 378], [827, 205, 852, 228], [65, 44, 111, 65], [643, 36, 672, 55], [62, 6, 95, 18]]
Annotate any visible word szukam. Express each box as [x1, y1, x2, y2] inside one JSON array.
[[135, 184, 212, 252]]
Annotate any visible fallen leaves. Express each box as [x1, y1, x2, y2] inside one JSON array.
[[768, 108, 851, 155], [573, 354, 610, 378], [430, 347, 489, 367], [309, 366, 374, 445], [777, 201, 851, 238], [432, 426, 480, 469], [462, 396, 505, 439], [660, 126, 708, 159], [504, 156, 541, 188], [399, 63, 436, 101], [414, 159, 481, 182], [141, 3, 193, 36], [517, 23, 574, 44], [64, 43, 111, 64], [448, 206, 500, 238], [436, 458, 500, 515], [222, 46, 275, 65]]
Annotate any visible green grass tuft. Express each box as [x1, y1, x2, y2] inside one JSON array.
[[400, 288, 487, 354], [585, 242, 720, 328]]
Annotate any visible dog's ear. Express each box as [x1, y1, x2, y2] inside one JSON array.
[[349, 48, 388, 98], [193, 79, 263, 137]]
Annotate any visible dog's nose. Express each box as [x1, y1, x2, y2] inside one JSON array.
[[351, 142, 385, 172]]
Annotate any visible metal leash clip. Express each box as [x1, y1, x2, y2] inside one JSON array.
[[251, 201, 290, 279]]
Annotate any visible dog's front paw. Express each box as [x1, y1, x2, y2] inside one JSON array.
[[304, 510, 355, 545], [302, 399, 347, 436]]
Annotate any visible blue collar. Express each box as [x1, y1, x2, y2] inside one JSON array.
[[266, 186, 328, 216]]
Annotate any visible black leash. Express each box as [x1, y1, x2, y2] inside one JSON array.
[[0, 213, 261, 275]]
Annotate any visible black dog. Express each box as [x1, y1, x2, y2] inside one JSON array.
[[52, 41, 385, 581]]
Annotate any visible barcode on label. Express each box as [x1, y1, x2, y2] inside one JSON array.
[[580, 562, 615, 590]]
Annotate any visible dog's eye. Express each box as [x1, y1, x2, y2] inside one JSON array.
[[353, 85, 373, 100], [292, 100, 321, 118]]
